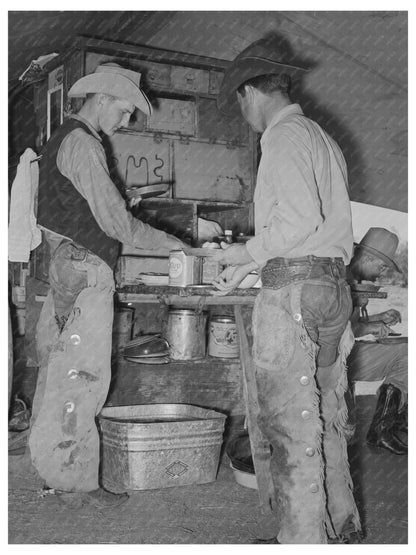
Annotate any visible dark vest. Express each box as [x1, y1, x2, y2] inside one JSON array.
[[37, 118, 120, 269]]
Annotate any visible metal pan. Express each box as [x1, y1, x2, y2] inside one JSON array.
[[124, 356, 171, 364], [125, 183, 171, 199]]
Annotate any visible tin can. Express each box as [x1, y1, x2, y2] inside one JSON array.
[[202, 258, 223, 284], [166, 309, 207, 360], [208, 315, 239, 358], [169, 251, 202, 287]]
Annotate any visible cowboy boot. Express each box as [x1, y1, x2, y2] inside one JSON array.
[[395, 402, 408, 433], [367, 384, 407, 455], [393, 401, 408, 447]]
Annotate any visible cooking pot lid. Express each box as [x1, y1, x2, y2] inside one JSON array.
[[125, 182, 171, 199], [124, 356, 170, 364], [124, 337, 169, 358]]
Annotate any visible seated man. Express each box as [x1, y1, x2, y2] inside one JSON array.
[[347, 228, 407, 455]]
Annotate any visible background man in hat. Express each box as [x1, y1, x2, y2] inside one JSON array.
[[347, 228, 407, 455], [29, 63, 186, 509], [211, 37, 360, 543]]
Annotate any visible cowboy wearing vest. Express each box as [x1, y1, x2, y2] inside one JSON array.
[[29, 64, 185, 509], [210, 37, 360, 543], [347, 228, 407, 455]]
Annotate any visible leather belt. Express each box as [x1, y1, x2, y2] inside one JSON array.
[[261, 255, 346, 290]]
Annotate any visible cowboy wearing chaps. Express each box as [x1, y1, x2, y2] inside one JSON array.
[[211, 37, 361, 543]]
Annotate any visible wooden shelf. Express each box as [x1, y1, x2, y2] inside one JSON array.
[[140, 197, 247, 212], [116, 284, 258, 306], [73, 36, 231, 72]]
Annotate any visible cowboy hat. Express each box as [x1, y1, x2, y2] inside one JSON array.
[[68, 63, 152, 116], [355, 227, 402, 273], [217, 37, 309, 115]]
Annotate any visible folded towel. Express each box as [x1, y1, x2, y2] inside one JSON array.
[[8, 148, 42, 262]]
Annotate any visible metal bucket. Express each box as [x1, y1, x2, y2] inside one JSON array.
[[165, 309, 207, 360], [98, 403, 226, 491], [208, 315, 239, 358]]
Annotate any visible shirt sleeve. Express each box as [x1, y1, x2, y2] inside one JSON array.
[[246, 127, 324, 265], [57, 129, 173, 250]]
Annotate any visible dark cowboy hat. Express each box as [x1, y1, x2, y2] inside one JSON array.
[[217, 37, 309, 115], [355, 227, 402, 273]]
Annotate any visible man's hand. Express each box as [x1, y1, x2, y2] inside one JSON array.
[[126, 190, 142, 208], [211, 264, 254, 296], [210, 243, 254, 265], [379, 309, 402, 325], [356, 321, 396, 338], [197, 218, 223, 241]]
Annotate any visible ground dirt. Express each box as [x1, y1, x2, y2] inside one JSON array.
[[8, 286, 408, 544], [8, 396, 407, 545]]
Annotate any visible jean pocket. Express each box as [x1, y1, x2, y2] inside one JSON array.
[[50, 249, 89, 296], [253, 289, 296, 371], [301, 279, 342, 324]]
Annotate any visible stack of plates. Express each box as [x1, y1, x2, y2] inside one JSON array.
[[123, 335, 170, 364]]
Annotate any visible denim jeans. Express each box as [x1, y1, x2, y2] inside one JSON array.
[[348, 341, 408, 403], [252, 276, 359, 543], [24, 277, 50, 367], [49, 242, 109, 326], [29, 242, 115, 492], [301, 276, 352, 367]]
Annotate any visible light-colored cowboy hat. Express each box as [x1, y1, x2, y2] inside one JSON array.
[[355, 227, 402, 273], [68, 63, 152, 116], [217, 37, 309, 115]]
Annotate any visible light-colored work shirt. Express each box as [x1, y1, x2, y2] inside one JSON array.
[[246, 104, 353, 266], [43, 114, 173, 254]]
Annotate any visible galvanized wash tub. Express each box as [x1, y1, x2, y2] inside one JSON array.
[[98, 404, 226, 492]]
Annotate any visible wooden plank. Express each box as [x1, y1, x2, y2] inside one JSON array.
[[198, 97, 249, 145], [75, 36, 231, 72], [146, 98, 196, 135], [107, 133, 171, 188], [117, 292, 257, 306], [234, 305, 276, 514], [173, 141, 252, 203], [170, 66, 210, 94], [107, 357, 244, 415]]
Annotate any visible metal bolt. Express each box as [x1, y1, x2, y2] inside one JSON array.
[[293, 313, 302, 322], [300, 376, 310, 386], [70, 334, 81, 345], [64, 401, 75, 413], [301, 410, 311, 420], [305, 447, 315, 457]]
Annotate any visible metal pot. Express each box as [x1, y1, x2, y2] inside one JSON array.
[[165, 309, 207, 360]]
